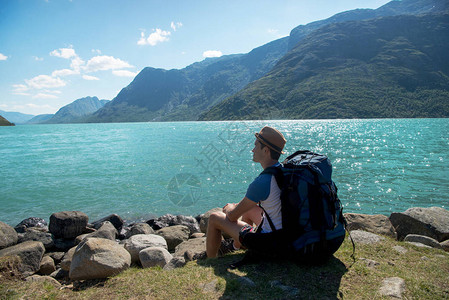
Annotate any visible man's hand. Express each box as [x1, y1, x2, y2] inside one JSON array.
[[222, 203, 237, 215]]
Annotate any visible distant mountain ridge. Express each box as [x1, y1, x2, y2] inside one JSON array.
[[45, 96, 109, 124], [87, 38, 289, 122], [200, 14, 449, 120], [0, 110, 34, 124]]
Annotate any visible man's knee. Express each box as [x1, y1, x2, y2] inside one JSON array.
[[208, 211, 226, 228]]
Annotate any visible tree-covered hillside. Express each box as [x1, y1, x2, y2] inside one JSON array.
[[200, 14, 449, 120]]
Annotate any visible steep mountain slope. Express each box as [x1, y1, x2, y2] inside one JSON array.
[[88, 37, 289, 122], [200, 14, 449, 120], [26, 114, 54, 124], [0, 115, 14, 126], [45, 96, 109, 124]]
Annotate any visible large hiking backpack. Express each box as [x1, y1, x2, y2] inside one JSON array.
[[261, 150, 346, 256]]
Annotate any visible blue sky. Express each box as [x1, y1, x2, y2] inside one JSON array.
[[0, 0, 390, 115]]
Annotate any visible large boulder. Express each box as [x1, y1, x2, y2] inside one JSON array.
[[14, 217, 48, 233], [123, 234, 168, 263], [0, 221, 18, 249], [39, 255, 56, 275], [49, 211, 88, 239], [147, 214, 200, 234], [199, 208, 222, 233], [156, 225, 190, 252], [60, 246, 77, 272], [139, 247, 173, 268], [404, 234, 443, 250], [0, 241, 45, 274], [344, 213, 396, 239], [69, 238, 131, 280], [76, 221, 117, 243], [91, 214, 124, 231], [389, 207, 449, 241], [174, 237, 206, 259], [126, 223, 154, 238], [18, 229, 54, 250]]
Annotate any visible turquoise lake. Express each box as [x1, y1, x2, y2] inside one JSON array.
[[0, 119, 448, 226]]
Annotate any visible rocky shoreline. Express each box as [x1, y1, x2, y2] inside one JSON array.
[[1, 206, 448, 289]]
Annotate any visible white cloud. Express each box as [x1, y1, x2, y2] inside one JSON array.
[[52, 68, 79, 77], [203, 50, 223, 58], [82, 74, 100, 81], [171, 21, 183, 31], [70, 56, 85, 72], [112, 70, 138, 77], [12, 84, 29, 95], [84, 55, 133, 72], [0, 53, 8, 61], [91, 49, 102, 54], [33, 56, 44, 61], [138, 29, 171, 46], [267, 28, 279, 35], [32, 93, 59, 99], [50, 47, 76, 59], [25, 75, 66, 89]]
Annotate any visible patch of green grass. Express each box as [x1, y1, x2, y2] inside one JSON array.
[[1, 235, 448, 299]]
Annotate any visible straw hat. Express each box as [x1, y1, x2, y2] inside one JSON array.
[[255, 126, 286, 154]]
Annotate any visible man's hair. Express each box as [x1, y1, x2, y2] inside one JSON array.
[[260, 142, 281, 160]]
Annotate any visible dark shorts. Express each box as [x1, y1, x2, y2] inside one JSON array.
[[239, 224, 345, 260]]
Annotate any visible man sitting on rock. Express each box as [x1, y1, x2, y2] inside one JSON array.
[[206, 126, 287, 258]]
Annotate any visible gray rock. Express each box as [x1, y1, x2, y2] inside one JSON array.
[[52, 238, 76, 252], [47, 251, 65, 264], [60, 246, 77, 272], [25, 275, 61, 288], [163, 256, 186, 270], [406, 242, 432, 248], [0, 221, 18, 249], [18, 229, 54, 250], [123, 234, 168, 263], [344, 213, 396, 238], [379, 277, 406, 298], [139, 247, 173, 268], [126, 223, 154, 238], [0, 241, 45, 274], [39, 255, 56, 275], [190, 232, 205, 239], [404, 234, 443, 250], [14, 217, 48, 233], [237, 276, 256, 287], [49, 211, 89, 239], [76, 221, 117, 243], [156, 225, 190, 252], [69, 238, 131, 280], [49, 268, 68, 279], [148, 214, 200, 235], [359, 258, 380, 268], [270, 280, 300, 296], [392, 246, 408, 254], [389, 207, 449, 241], [174, 237, 206, 259], [441, 240, 449, 252], [199, 207, 222, 233], [91, 214, 124, 231], [350, 230, 385, 244], [200, 279, 219, 293]]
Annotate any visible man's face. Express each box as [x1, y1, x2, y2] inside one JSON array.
[[252, 139, 265, 162]]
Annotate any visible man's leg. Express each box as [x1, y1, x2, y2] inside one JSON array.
[[241, 206, 263, 227], [206, 211, 247, 258]]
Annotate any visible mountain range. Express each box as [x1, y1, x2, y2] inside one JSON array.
[[200, 14, 449, 120], [85, 0, 449, 122], [0, 115, 14, 126], [4, 0, 449, 123]]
